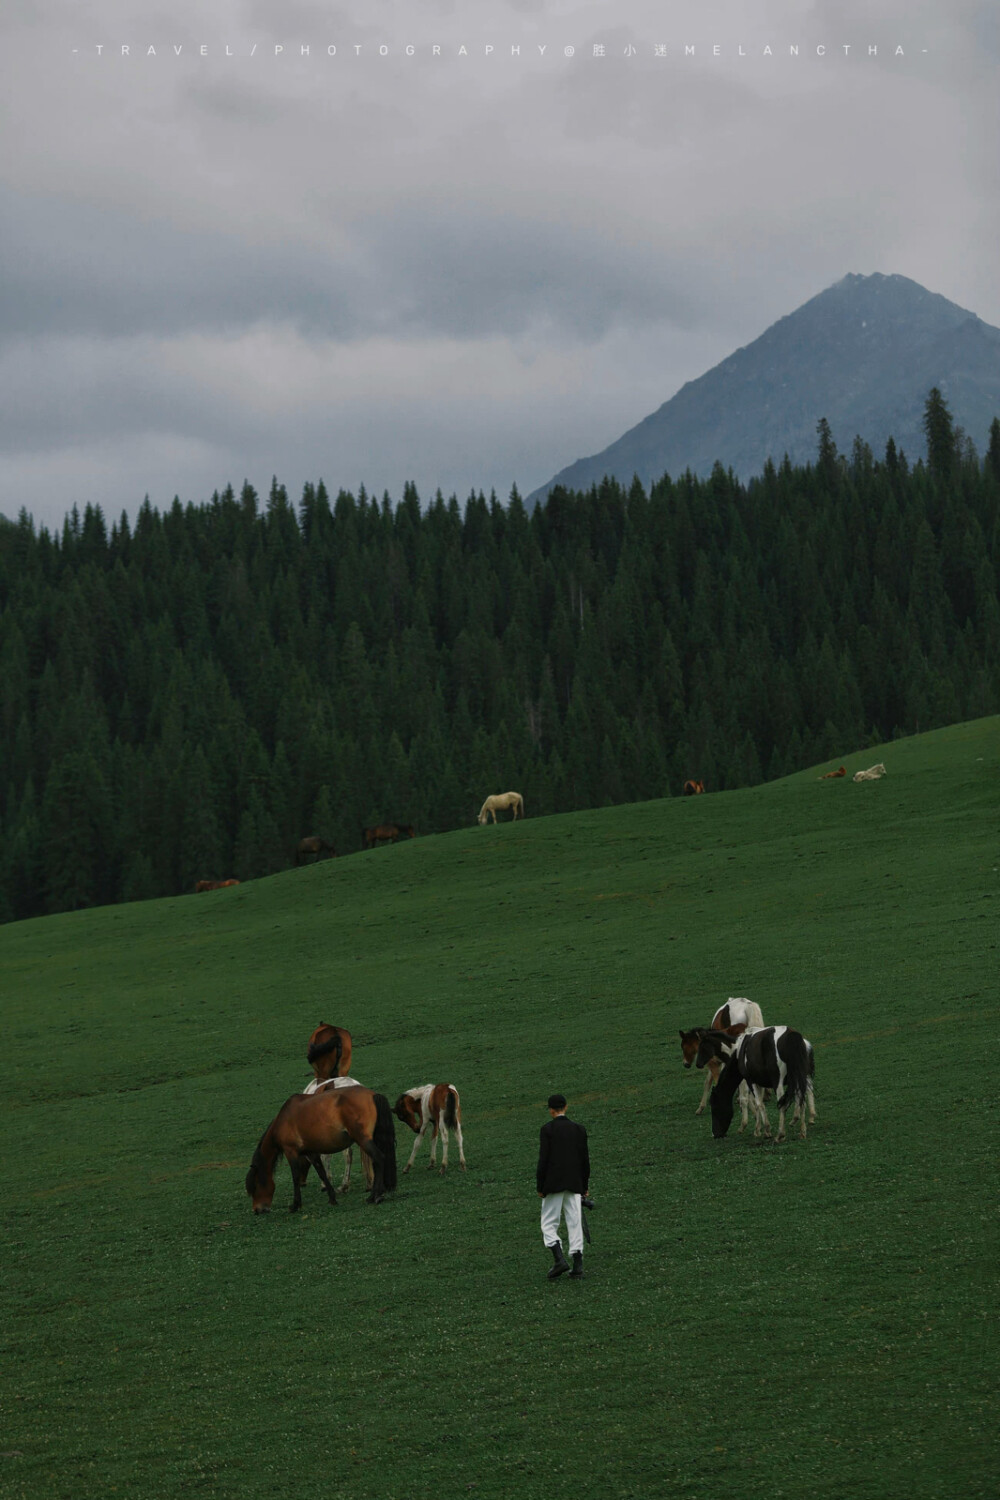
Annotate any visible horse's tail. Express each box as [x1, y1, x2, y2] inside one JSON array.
[[445, 1087, 458, 1129], [372, 1093, 397, 1192], [781, 1031, 811, 1115], [744, 999, 765, 1029]]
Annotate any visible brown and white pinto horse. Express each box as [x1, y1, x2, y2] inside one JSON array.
[[679, 998, 765, 1117], [303, 1075, 372, 1193], [307, 1023, 353, 1082], [245, 1086, 397, 1211], [682, 779, 705, 796], [304, 1024, 359, 1189], [393, 1084, 467, 1173], [696, 1026, 816, 1142]]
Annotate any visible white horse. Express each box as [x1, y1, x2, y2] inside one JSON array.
[[477, 791, 524, 824]]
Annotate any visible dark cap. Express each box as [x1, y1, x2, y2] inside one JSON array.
[[547, 1093, 567, 1111]]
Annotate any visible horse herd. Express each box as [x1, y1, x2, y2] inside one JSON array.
[[678, 997, 817, 1142], [246, 995, 816, 1217], [244, 1022, 466, 1214]]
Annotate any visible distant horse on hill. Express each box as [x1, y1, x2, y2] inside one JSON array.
[[363, 824, 415, 849], [295, 835, 336, 863], [477, 791, 524, 824], [194, 879, 240, 892], [245, 1086, 397, 1211], [682, 780, 705, 796], [697, 1026, 816, 1142]]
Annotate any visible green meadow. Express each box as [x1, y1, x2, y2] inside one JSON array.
[[1, 719, 997, 1500]]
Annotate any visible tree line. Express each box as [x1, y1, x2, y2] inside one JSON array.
[[1, 391, 998, 922]]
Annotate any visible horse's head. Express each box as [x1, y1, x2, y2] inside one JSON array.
[[694, 1031, 722, 1070], [477, 811, 488, 825], [393, 1094, 421, 1133], [245, 1148, 275, 1213], [678, 1029, 704, 1069]]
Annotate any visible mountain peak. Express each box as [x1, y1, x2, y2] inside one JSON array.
[[527, 275, 999, 503]]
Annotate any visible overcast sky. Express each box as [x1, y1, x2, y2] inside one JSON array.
[[2, 1, 997, 530]]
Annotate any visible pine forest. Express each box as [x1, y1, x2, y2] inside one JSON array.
[[1, 396, 998, 922]]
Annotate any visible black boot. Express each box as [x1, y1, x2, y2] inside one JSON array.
[[547, 1243, 570, 1279], [569, 1251, 584, 1279]]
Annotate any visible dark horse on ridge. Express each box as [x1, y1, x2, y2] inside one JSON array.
[[697, 1026, 815, 1142], [245, 1086, 397, 1212]]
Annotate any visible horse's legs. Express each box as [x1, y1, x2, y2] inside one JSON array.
[[288, 1153, 305, 1212], [337, 1147, 352, 1192], [438, 1121, 449, 1173], [737, 1081, 750, 1133], [454, 1119, 467, 1171], [754, 1086, 771, 1138], [428, 1122, 439, 1169], [403, 1122, 429, 1173], [696, 1057, 718, 1116], [310, 1153, 338, 1206], [359, 1136, 385, 1203], [775, 1103, 787, 1143], [807, 1078, 817, 1122]]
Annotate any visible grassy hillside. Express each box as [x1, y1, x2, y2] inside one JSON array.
[[1, 719, 997, 1500]]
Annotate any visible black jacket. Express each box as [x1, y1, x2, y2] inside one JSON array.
[[536, 1115, 590, 1195]]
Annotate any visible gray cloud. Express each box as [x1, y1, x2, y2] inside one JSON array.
[[1, 0, 997, 529]]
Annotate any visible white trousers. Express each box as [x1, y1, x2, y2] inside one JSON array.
[[540, 1191, 584, 1256]]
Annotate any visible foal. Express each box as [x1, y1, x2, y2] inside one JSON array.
[[679, 997, 765, 1117], [394, 1084, 467, 1173]]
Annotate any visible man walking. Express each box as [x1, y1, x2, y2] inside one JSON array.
[[536, 1093, 590, 1280]]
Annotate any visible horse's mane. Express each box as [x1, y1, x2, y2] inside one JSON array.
[[244, 1142, 268, 1195], [307, 1030, 343, 1064]]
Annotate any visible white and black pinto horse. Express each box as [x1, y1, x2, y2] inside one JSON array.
[[679, 997, 766, 1122], [393, 1084, 467, 1173], [696, 1026, 816, 1142]]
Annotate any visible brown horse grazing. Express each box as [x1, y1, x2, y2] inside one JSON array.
[[306, 1023, 353, 1082], [295, 835, 336, 864], [363, 824, 415, 849], [194, 878, 240, 892], [682, 779, 705, 796], [245, 1086, 397, 1212]]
